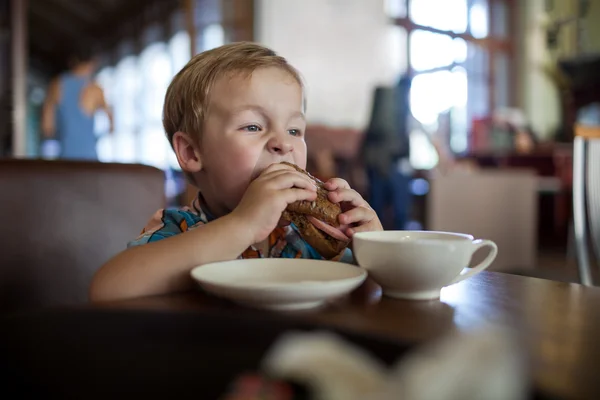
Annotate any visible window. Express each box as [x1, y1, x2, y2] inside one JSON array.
[[410, 130, 439, 170], [449, 66, 469, 153], [410, 68, 467, 126], [95, 30, 192, 171], [387, 25, 408, 80], [169, 30, 191, 72], [469, 0, 489, 39], [384, 0, 407, 18], [410, 30, 456, 71], [491, 1, 509, 38], [409, 0, 468, 33], [112, 56, 141, 163], [197, 23, 224, 53], [139, 43, 173, 170], [95, 67, 115, 161], [167, 31, 192, 170], [386, 0, 511, 156]]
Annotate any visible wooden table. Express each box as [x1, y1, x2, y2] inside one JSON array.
[[92, 271, 600, 400], [3, 272, 600, 399]]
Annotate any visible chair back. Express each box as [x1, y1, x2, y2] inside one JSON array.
[[428, 169, 538, 272], [0, 159, 165, 311], [573, 125, 600, 284]]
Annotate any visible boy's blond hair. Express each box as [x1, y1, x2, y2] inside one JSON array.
[[163, 42, 303, 145]]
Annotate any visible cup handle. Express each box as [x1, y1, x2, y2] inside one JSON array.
[[449, 239, 498, 285]]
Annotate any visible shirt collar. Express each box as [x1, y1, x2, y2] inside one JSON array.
[[192, 193, 216, 222]]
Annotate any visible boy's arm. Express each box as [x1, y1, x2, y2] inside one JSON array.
[[93, 83, 114, 133], [41, 78, 60, 138], [89, 213, 252, 302], [91, 164, 319, 303]]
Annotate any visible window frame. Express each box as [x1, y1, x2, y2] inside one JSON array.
[[389, 0, 516, 155], [395, 0, 515, 114]]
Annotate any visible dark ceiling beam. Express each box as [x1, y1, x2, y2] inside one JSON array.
[[27, 50, 65, 72], [88, 0, 149, 38], [88, 0, 120, 9], [29, 40, 64, 76], [28, 16, 70, 54], [27, 0, 180, 77], [44, 0, 103, 22], [29, 54, 61, 79], [92, 0, 180, 53], [27, 12, 72, 74], [29, 0, 92, 42]]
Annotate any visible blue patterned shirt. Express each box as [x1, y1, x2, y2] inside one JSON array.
[[129, 195, 354, 263]]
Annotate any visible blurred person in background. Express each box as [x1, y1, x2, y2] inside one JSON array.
[[41, 48, 113, 160], [362, 75, 413, 230]]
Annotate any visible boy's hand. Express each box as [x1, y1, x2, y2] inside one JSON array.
[[323, 178, 383, 237], [231, 163, 318, 244]]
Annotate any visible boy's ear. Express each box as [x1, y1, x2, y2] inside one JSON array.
[[172, 131, 202, 173]]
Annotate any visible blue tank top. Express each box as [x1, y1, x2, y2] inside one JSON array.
[[56, 74, 97, 160]]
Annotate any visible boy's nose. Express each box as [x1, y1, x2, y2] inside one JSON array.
[[267, 135, 294, 155]]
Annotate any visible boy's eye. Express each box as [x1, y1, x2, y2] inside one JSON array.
[[288, 129, 302, 136], [242, 125, 261, 132]]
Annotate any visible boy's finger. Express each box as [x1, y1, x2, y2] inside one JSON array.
[[324, 178, 350, 190], [261, 170, 318, 191], [328, 188, 367, 207], [339, 206, 374, 225], [282, 187, 318, 205], [346, 221, 382, 236]]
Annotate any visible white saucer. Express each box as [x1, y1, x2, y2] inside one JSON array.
[[190, 259, 367, 311]]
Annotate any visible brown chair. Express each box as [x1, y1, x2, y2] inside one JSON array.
[[427, 169, 538, 273], [0, 159, 165, 312]]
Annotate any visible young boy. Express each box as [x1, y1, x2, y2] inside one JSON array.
[[89, 43, 382, 302]]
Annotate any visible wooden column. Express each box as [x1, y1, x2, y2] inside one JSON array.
[[488, 0, 496, 113], [182, 0, 198, 206], [0, 0, 10, 156], [222, 0, 255, 42], [11, 0, 27, 157], [183, 0, 197, 56]]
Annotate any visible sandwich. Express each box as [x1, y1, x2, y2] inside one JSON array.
[[280, 162, 350, 259]]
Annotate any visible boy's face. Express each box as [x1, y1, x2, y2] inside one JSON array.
[[193, 67, 307, 217]]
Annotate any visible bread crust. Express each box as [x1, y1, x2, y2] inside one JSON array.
[[280, 161, 341, 226], [280, 162, 349, 258]]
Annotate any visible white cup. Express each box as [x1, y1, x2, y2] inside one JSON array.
[[353, 231, 498, 300]]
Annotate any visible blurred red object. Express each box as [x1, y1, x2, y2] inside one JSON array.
[[470, 117, 491, 154]]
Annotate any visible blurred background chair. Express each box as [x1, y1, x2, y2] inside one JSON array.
[[573, 123, 600, 286], [0, 160, 165, 312], [428, 169, 538, 273]]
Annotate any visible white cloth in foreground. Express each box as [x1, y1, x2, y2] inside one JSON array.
[[262, 327, 528, 400]]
